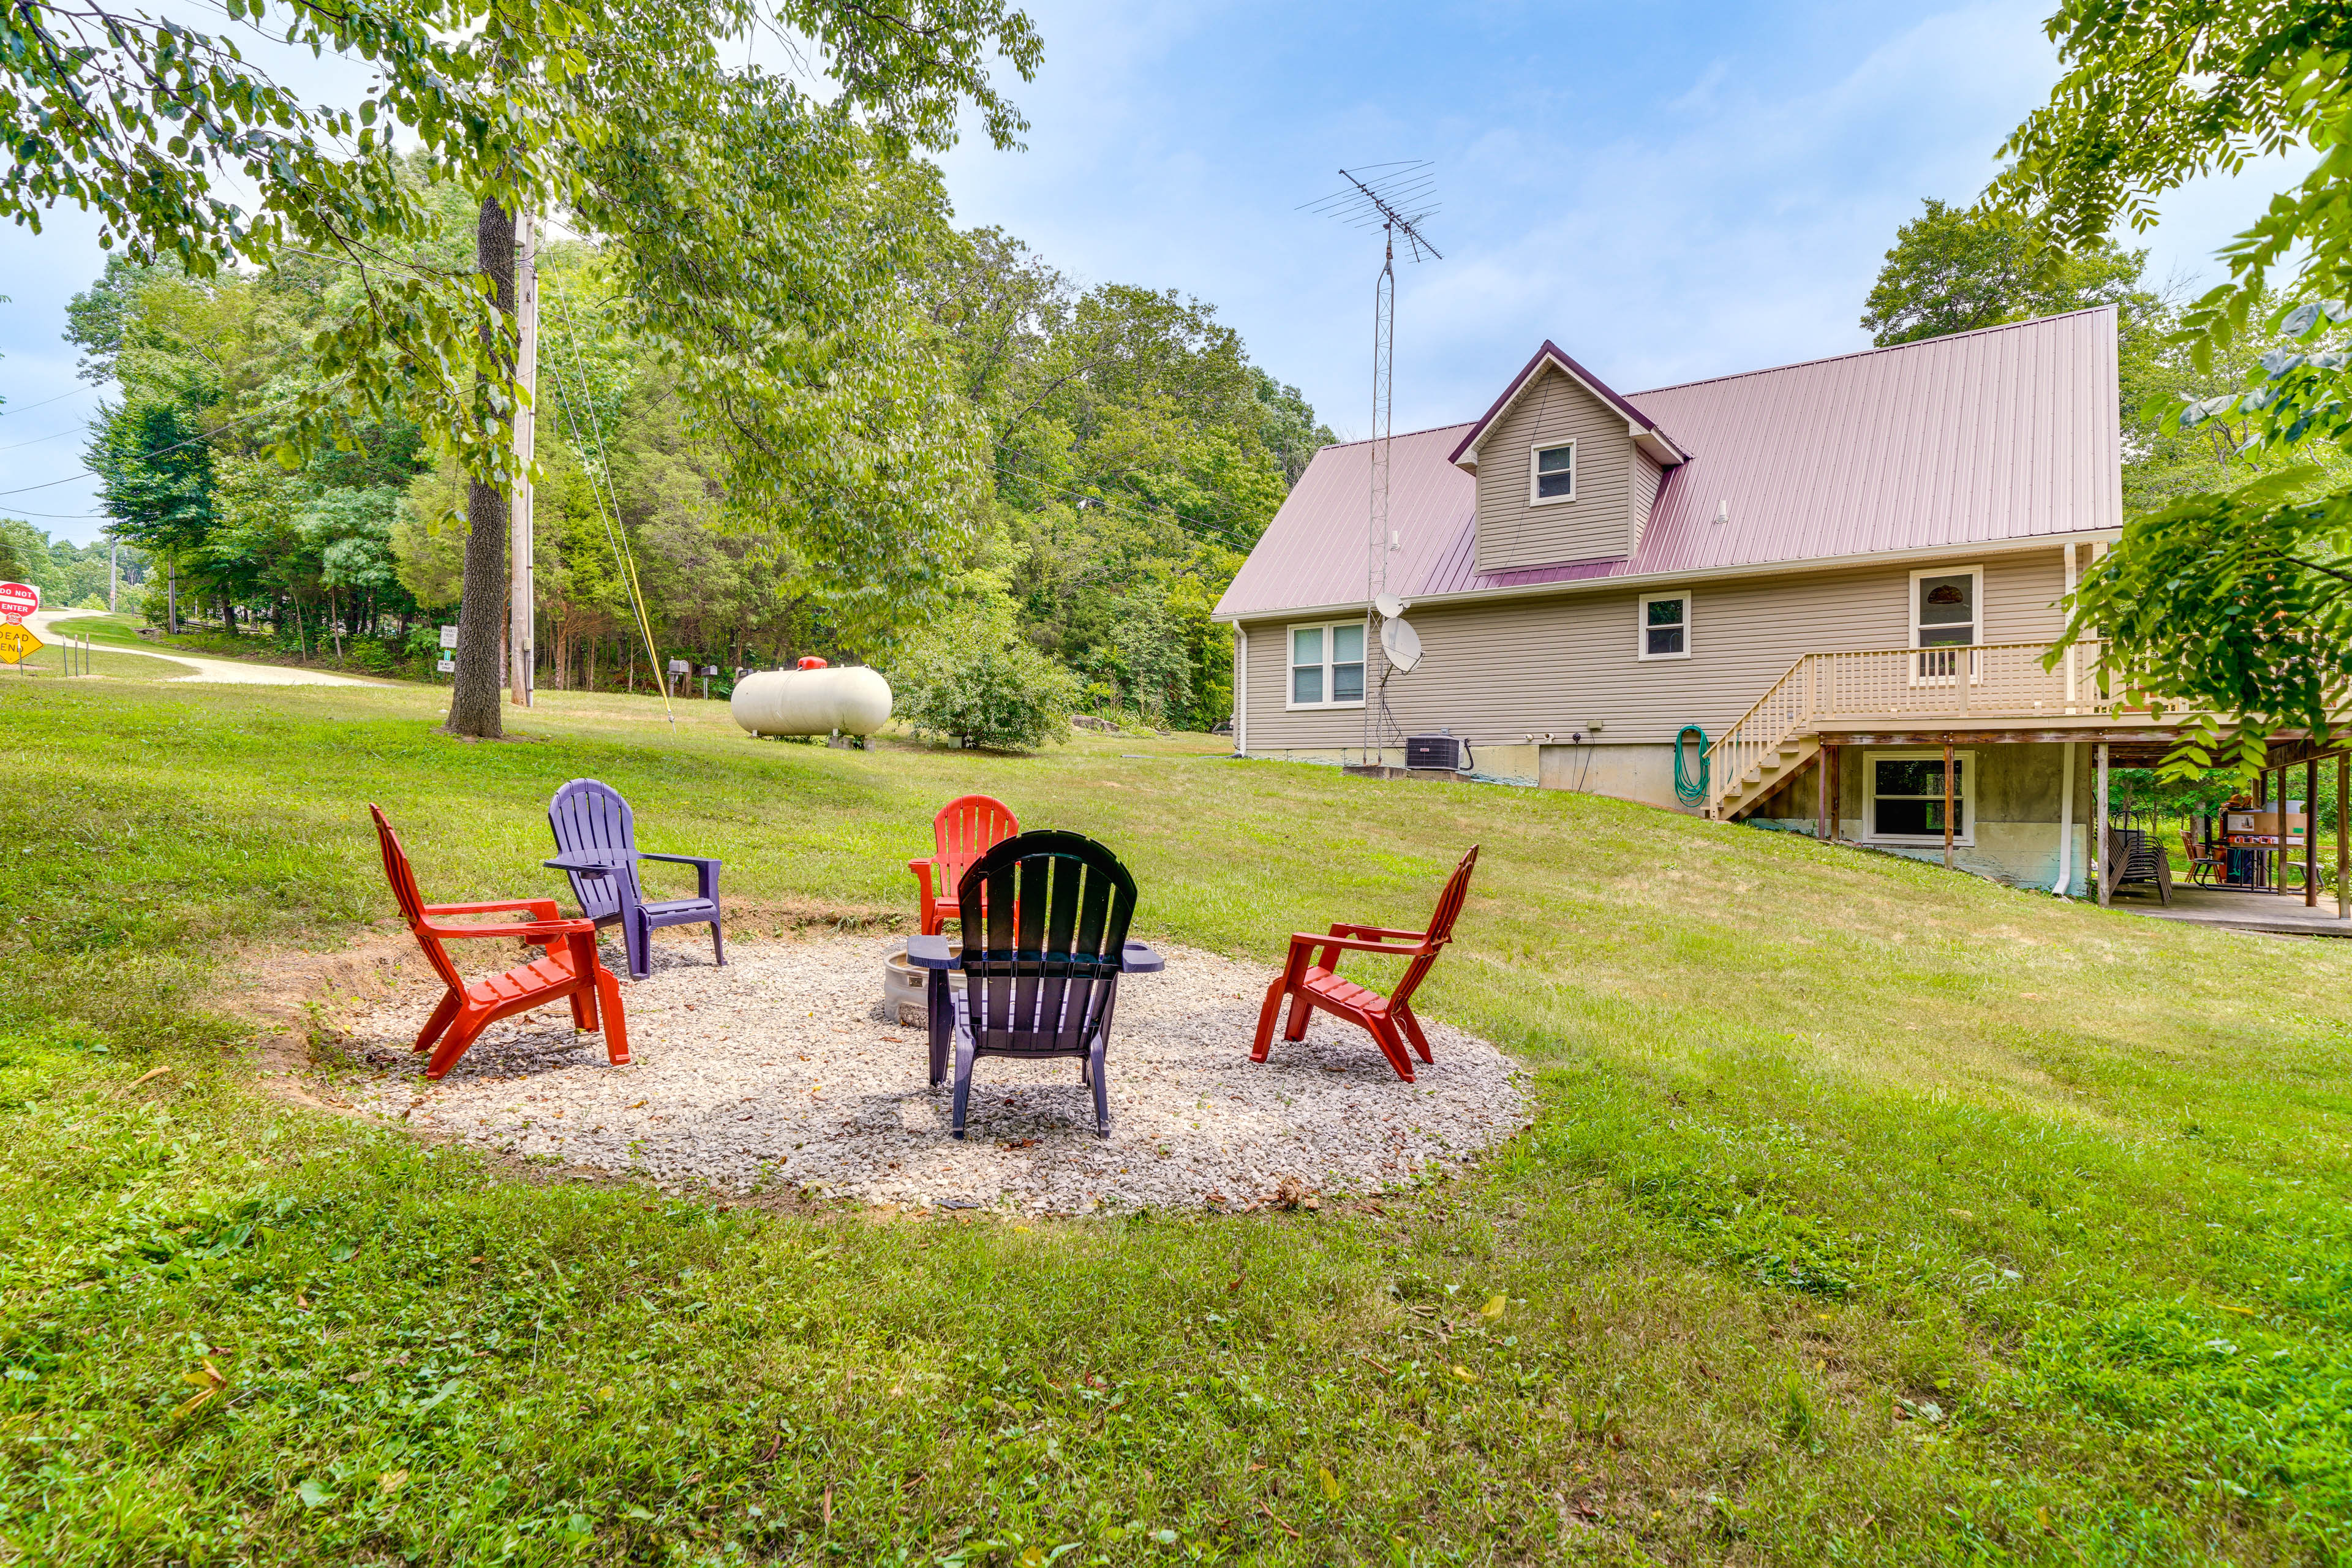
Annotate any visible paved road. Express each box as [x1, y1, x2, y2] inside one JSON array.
[[31, 608, 373, 686]]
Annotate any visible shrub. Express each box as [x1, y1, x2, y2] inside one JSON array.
[[341, 637, 398, 674], [891, 632, 1079, 752]]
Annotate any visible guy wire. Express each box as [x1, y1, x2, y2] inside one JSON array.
[[546, 283, 675, 734]]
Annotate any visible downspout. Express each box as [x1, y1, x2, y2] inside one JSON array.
[[2050, 741, 2075, 895], [1231, 625, 1247, 757]]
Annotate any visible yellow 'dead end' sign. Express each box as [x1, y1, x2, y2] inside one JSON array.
[[0, 624, 43, 665]]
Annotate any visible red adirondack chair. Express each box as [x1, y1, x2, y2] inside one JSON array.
[[371, 805, 630, 1080], [1251, 846, 1479, 1083], [908, 794, 1020, 936]]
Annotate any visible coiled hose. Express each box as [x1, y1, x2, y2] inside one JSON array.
[[1674, 724, 1709, 807]]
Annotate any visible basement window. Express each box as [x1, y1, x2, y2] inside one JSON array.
[[1529, 442, 1576, 504], [1866, 750, 1974, 846], [1288, 620, 1365, 708]]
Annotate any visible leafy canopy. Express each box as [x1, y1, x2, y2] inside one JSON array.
[[1991, 0, 2352, 774], [4, 0, 1039, 489], [1861, 198, 2144, 347]]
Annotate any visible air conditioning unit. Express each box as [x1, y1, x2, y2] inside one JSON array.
[[1406, 733, 1471, 772]]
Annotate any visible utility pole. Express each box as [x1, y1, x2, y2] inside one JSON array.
[[107, 535, 117, 612], [510, 210, 538, 708]]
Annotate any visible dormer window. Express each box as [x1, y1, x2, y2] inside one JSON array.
[[1529, 442, 1575, 504]]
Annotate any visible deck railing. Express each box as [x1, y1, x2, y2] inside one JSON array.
[[1705, 640, 2112, 813]]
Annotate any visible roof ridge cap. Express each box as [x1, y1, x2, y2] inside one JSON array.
[[1626, 305, 2118, 398]]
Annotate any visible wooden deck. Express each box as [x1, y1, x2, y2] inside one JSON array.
[[1705, 640, 2200, 819]]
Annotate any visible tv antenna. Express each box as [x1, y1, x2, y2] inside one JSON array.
[[1302, 161, 1442, 768]]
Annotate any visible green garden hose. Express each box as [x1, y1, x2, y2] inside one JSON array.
[[1675, 724, 1709, 807]]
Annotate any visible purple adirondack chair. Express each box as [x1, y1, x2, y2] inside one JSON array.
[[544, 778, 725, 981]]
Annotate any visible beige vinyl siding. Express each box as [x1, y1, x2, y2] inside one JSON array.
[[1473, 366, 1636, 571], [1980, 548, 2065, 638], [1241, 549, 2069, 752], [1629, 449, 1664, 555]]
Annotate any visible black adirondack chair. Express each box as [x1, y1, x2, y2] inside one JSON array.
[[906, 829, 1163, 1139], [543, 777, 727, 980]]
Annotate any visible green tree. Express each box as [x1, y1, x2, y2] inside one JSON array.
[[923, 228, 1328, 729], [11, 0, 1041, 733], [1861, 198, 2146, 346], [1990, 0, 2352, 777], [88, 396, 215, 633]]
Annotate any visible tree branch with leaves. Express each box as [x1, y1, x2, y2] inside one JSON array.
[[1992, 0, 2352, 777]]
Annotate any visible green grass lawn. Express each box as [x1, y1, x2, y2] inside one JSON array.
[[5, 676, 2350, 1566]]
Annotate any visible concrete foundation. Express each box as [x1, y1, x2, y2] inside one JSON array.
[[1537, 742, 1686, 810]]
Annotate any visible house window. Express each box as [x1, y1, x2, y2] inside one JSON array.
[[1529, 442, 1575, 504], [1638, 592, 1690, 660], [1910, 565, 1981, 681], [1288, 620, 1365, 707], [1866, 750, 1973, 845]]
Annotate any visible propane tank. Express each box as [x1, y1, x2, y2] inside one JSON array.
[[729, 662, 893, 737]]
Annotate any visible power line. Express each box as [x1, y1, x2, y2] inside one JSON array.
[[545, 284, 676, 731], [0, 386, 94, 420], [0, 404, 274, 497], [0, 424, 91, 454]]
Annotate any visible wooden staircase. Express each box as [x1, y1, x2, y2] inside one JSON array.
[[1703, 639, 2128, 821], [1713, 732, 1820, 821], [1705, 652, 1817, 821]]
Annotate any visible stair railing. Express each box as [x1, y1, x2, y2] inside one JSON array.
[[1705, 653, 1813, 815]]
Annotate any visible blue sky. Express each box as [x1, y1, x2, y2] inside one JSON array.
[[0, 0, 2293, 545]]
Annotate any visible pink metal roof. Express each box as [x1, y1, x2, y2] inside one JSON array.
[[1213, 307, 2122, 620], [1215, 421, 1477, 624]]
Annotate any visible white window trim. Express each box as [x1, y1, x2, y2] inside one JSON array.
[[1863, 747, 1977, 848], [1636, 589, 1692, 661], [1528, 440, 1577, 507], [1908, 563, 1983, 686], [1284, 617, 1368, 710]]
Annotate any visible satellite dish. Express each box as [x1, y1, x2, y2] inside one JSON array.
[[1380, 615, 1423, 673], [1374, 592, 1406, 620]]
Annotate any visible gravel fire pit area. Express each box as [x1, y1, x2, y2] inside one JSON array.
[[348, 933, 1526, 1214]]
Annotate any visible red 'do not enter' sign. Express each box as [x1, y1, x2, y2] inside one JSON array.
[[0, 582, 38, 621]]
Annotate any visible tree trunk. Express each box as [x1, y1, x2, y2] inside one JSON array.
[[165, 556, 178, 634], [445, 192, 519, 739]]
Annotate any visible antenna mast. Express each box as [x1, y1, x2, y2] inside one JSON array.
[[1304, 163, 1441, 767]]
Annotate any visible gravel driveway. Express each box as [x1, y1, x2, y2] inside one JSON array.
[[347, 933, 1528, 1213]]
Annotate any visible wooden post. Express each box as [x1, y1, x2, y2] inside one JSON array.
[[2095, 742, 2109, 906], [2307, 756, 2320, 908], [2264, 766, 2278, 896], [1815, 747, 1829, 843], [1828, 745, 1840, 846], [1942, 737, 1955, 870]]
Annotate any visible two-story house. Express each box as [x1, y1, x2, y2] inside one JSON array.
[[1213, 306, 2265, 898]]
